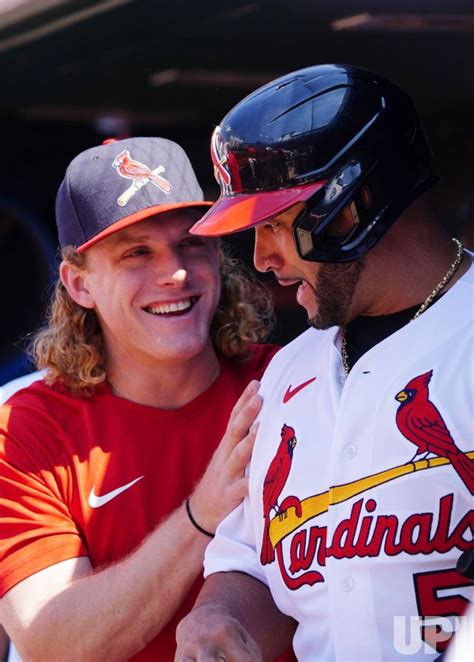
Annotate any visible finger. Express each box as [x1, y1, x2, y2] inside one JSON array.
[[226, 380, 260, 425], [249, 418, 260, 435], [176, 643, 236, 662], [222, 394, 262, 453], [226, 423, 259, 478], [224, 476, 249, 504], [201, 642, 259, 662]]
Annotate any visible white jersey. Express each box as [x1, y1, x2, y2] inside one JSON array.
[[205, 263, 474, 661]]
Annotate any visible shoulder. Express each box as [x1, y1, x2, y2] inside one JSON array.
[[432, 256, 474, 328], [0, 380, 107, 470], [2, 377, 70, 410], [450, 252, 474, 297], [221, 343, 280, 383], [460, 253, 474, 291], [245, 342, 280, 373], [0, 378, 103, 440], [215, 343, 280, 390], [0, 370, 46, 404]]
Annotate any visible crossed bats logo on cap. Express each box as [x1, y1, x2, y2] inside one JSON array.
[[112, 150, 172, 206]]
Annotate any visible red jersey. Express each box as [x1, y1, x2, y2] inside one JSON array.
[[0, 344, 282, 660]]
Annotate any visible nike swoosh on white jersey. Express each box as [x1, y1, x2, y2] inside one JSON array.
[[88, 475, 144, 508]]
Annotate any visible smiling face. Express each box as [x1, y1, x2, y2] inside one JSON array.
[[253, 203, 366, 328], [61, 208, 221, 375]]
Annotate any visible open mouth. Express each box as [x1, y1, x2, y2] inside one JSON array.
[[296, 280, 308, 293], [277, 277, 302, 287], [144, 296, 198, 317]]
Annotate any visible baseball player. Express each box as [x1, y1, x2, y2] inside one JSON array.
[[175, 65, 474, 661], [0, 137, 284, 660]]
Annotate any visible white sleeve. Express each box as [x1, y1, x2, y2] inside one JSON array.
[[8, 643, 22, 662], [203, 495, 267, 586]]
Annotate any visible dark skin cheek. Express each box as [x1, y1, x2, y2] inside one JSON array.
[[308, 259, 366, 328]]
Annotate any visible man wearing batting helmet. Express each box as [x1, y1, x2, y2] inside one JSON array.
[[175, 64, 473, 660], [0, 137, 286, 660]]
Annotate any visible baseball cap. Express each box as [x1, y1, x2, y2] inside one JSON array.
[[56, 136, 213, 251]]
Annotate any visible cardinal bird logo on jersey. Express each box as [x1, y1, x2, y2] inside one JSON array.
[[112, 150, 172, 206], [395, 370, 474, 495], [260, 424, 297, 565]]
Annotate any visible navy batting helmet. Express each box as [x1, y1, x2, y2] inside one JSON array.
[[192, 64, 438, 262]]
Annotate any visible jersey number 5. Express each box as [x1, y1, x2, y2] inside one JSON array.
[[414, 568, 472, 653]]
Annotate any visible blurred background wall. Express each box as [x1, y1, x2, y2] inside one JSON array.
[[0, 0, 473, 382]]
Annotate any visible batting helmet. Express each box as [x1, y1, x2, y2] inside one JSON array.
[[192, 64, 438, 262]]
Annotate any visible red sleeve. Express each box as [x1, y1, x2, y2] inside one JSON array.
[[0, 401, 87, 597]]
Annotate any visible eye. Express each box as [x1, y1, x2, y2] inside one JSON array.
[[180, 236, 206, 247], [262, 221, 281, 232], [124, 246, 151, 258]]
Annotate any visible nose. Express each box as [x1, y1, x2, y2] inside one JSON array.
[[253, 225, 284, 273], [152, 247, 188, 286]]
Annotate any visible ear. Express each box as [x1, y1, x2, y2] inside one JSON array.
[[59, 260, 95, 309]]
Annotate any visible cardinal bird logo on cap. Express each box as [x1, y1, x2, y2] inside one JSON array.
[[395, 370, 474, 495], [113, 150, 172, 206], [260, 424, 297, 565]]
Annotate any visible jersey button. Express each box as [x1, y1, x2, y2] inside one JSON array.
[[343, 444, 357, 459], [342, 576, 355, 592]]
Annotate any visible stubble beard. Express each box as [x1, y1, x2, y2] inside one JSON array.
[[306, 258, 366, 330]]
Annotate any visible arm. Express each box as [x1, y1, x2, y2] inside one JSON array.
[[0, 381, 262, 662], [175, 572, 297, 661]]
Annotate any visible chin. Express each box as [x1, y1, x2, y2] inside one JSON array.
[[308, 309, 346, 330], [156, 338, 212, 363], [308, 316, 332, 331]]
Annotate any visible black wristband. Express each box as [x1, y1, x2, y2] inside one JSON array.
[[185, 498, 215, 538]]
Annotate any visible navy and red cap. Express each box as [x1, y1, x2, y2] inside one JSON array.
[[56, 136, 212, 252]]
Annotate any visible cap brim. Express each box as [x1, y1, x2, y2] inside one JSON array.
[[77, 201, 213, 252], [190, 180, 327, 237]]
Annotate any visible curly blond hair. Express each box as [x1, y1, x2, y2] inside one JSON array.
[[33, 243, 274, 395]]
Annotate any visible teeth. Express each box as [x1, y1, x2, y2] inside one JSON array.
[[148, 298, 193, 315]]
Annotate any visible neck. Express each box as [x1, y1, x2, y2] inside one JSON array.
[[106, 345, 220, 409], [349, 215, 470, 320]]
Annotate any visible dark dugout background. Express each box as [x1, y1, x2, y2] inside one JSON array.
[[1, 0, 473, 382]]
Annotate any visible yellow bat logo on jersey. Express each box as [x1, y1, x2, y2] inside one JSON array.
[[269, 451, 474, 548]]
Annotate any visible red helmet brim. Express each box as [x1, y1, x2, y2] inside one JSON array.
[[190, 180, 327, 236]]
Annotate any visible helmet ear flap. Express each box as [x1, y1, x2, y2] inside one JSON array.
[[293, 160, 377, 263], [293, 149, 438, 263]]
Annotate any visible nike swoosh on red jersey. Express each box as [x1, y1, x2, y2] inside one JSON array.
[[283, 377, 317, 403], [88, 476, 144, 508]]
